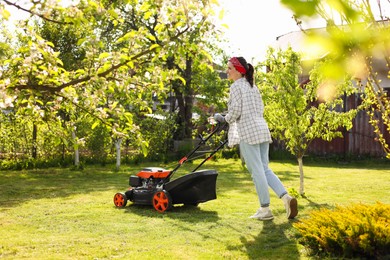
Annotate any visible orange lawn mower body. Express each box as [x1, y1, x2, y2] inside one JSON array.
[[113, 122, 228, 212]]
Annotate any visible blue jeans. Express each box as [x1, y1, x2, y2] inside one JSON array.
[[239, 141, 287, 207]]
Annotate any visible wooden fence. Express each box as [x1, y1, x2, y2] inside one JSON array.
[[274, 94, 389, 158], [308, 110, 388, 157], [311, 92, 389, 158]]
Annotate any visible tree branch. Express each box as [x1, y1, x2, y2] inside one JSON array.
[[11, 26, 190, 92], [2, 0, 72, 25]]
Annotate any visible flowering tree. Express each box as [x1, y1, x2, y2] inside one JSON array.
[[0, 0, 225, 166]]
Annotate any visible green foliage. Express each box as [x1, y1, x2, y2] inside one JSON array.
[[0, 108, 75, 161], [137, 113, 177, 162], [0, 156, 74, 170], [294, 202, 390, 259], [363, 81, 390, 159], [287, 187, 300, 198], [280, 0, 319, 17], [193, 63, 230, 112], [280, 0, 390, 159], [259, 47, 358, 159], [221, 146, 239, 160], [86, 124, 111, 165], [0, 0, 227, 167], [259, 47, 360, 194]]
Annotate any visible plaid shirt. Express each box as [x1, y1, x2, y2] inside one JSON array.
[[225, 77, 272, 147]]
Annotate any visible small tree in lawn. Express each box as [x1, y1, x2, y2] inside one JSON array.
[[281, 0, 390, 159], [259, 47, 359, 196]]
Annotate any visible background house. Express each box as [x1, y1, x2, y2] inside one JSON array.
[[272, 25, 390, 158]]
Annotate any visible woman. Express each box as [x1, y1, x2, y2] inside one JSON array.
[[214, 57, 298, 220]]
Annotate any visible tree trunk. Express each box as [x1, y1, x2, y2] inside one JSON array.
[[115, 138, 122, 170], [183, 58, 193, 139], [172, 57, 194, 140], [297, 156, 305, 195], [62, 142, 66, 162], [174, 89, 186, 140], [32, 123, 37, 159], [72, 131, 79, 167]]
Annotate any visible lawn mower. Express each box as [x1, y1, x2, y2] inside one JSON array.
[[113, 121, 228, 212]]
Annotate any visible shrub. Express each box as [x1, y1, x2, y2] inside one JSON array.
[[137, 114, 176, 161], [0, 156, 74, 170], [294, 202, 390, 259], [86, 124, 111, 165]]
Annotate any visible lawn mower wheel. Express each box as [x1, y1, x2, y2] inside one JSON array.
[[152, 190, 172, 212], [113, 192, 128, 208]]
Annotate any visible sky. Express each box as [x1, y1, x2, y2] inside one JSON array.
[[217, 0, 326, 63]]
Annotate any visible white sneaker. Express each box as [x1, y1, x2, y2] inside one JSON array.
[[249, 207, 274, 220], [282, 194, 298, 219]]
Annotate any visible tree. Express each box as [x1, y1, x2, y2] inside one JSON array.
[[134, 1, 227, 140], [0, 0, 226, 166], [259, 47, 358, 195], [37, 17, 89, 166], [281, 0, 390, 158]]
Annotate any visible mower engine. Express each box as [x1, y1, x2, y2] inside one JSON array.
[[130, 167, 170, 188], [121, 167, 171, 206], [134, 175, 160, 190]]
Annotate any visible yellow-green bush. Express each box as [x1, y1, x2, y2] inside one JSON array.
[[294, 202, 390, 259]]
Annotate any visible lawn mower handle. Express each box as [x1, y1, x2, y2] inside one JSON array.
[[191, 138, 228, 172], [166, 121, 228, 180]]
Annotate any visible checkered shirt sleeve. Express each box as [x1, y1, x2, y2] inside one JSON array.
[[225, 78, 272, 147]]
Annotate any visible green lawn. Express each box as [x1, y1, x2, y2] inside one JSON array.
[[1, 158, 389, 259]]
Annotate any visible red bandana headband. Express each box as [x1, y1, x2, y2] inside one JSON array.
[[229, 57, 247, 74]]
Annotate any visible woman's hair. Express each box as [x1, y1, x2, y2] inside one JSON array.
[[236, 57, 254, 87]]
